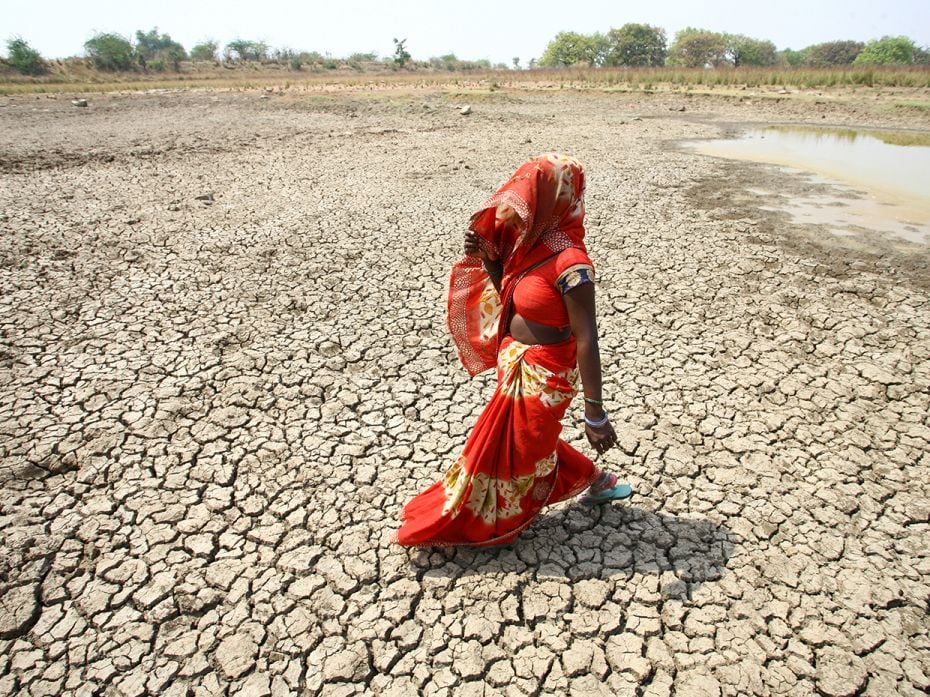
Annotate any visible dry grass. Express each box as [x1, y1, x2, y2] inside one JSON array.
[[2, 64, 929, 96], [524, 66, 930, 89]]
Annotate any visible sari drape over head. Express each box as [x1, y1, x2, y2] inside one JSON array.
[[447, 153, 589, 377], [397, 154, 598, 547]]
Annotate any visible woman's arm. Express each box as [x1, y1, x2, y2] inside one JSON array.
[[464, 232, 502, 293], [564, 282, 617, 454]]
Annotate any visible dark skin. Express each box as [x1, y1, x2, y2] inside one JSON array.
[[464, 231, 618, 456]]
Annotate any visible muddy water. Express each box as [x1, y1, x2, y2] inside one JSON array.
[[687, 126, 930, 244]]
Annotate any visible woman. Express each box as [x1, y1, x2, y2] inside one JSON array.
[[397, 153, 630, 548]]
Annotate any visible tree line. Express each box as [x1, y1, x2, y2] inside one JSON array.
[[538, 24, 930, 68], [1, 29, 513, 76], [3, 25, 930, 77]]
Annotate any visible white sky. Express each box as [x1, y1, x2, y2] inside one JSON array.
[[5, 0, 930, 63]]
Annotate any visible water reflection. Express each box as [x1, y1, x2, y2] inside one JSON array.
[[766, 125, 930, 148], [686, 125, 930, 244]]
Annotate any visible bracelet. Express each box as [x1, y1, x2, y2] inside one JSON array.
[[583, 397, 603, 406], [584, 411, 610, 428]]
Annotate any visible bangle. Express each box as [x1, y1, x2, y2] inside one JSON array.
[[584, 412, 610, 428], [584, 397, 603, 406]]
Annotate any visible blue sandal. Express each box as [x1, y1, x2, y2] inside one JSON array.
[[579, 481, 633, 505]]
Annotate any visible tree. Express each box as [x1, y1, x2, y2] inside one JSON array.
[[538, 31, 609, 67], [668, 28, 728, 68], [429, 53, 457, 70], [853, 36, 917, 65], [724, 34, 777, 67], [225, 39, 268, 62], [915, 46, 930, 66], [84, 32, 135, 71], [804, 41, 863, 66], [604, 23, 667, 67], [780, 48, 807, 67], [393, 38, 410, 68], [5, 37, 47, 75], [135, 28, 185, 60], [134, 28, 185, 71], [512, 56, 520, 70], [190, 40, 219, 62]]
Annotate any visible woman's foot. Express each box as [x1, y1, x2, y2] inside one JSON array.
[[589, 471, 616, 493], [579, 471, 633, 505]]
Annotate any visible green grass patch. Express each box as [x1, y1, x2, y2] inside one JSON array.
[[894, 100, 930, 111]]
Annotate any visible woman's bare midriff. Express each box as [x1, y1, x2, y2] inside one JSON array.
[[509, 313, 572, 345]]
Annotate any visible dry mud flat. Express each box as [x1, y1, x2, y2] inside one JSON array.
[[0, 88, 928, 696]]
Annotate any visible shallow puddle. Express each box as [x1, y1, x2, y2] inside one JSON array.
[[686, 126, 930, 244]]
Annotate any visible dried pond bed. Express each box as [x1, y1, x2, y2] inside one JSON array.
[[0, 89, 928, 696]]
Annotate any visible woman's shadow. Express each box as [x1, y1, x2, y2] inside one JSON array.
[[411, 503, 734, 597]]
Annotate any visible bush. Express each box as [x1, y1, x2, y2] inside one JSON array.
[[6, 37, 47, 75], [84, 32, 135, 71], [190, 40, 219, 61], [779, 48, 807, 66], [225, 39, 268, 62], [135, 28, 186, 69], [725, 35, 777, 67], [854, 36, 917, 65], [804, 40, 863, 66], [393, 38, 410, 68]]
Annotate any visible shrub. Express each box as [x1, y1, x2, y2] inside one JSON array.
[[854, 36, 917, 65], [84, 32, 135, 71], [6, 37, 47, 75], [804, 41, 863, 66], [225, 39, 268, 62], [393, 38, 411, 68], [725, 35, 777, 67], [780, 48, 807, 67], [190, 40, 218, 62], [135, 28, 186, 70]]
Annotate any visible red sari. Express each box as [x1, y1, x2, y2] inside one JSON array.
[[396, 154, 599, 547]]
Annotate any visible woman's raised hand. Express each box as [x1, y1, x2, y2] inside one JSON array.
[[464, 232, 498, 263]]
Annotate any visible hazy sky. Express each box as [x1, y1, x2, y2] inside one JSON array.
[[6, 0, 930, 63]]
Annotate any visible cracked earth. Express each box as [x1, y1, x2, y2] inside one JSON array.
[[0, 87, 928, 696]]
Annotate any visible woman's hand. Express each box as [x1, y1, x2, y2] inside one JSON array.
[[585, 418, 617, 455], [464, 232, 498, 263]]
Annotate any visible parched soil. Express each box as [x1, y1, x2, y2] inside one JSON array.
[[0, 87, 928, 696]]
